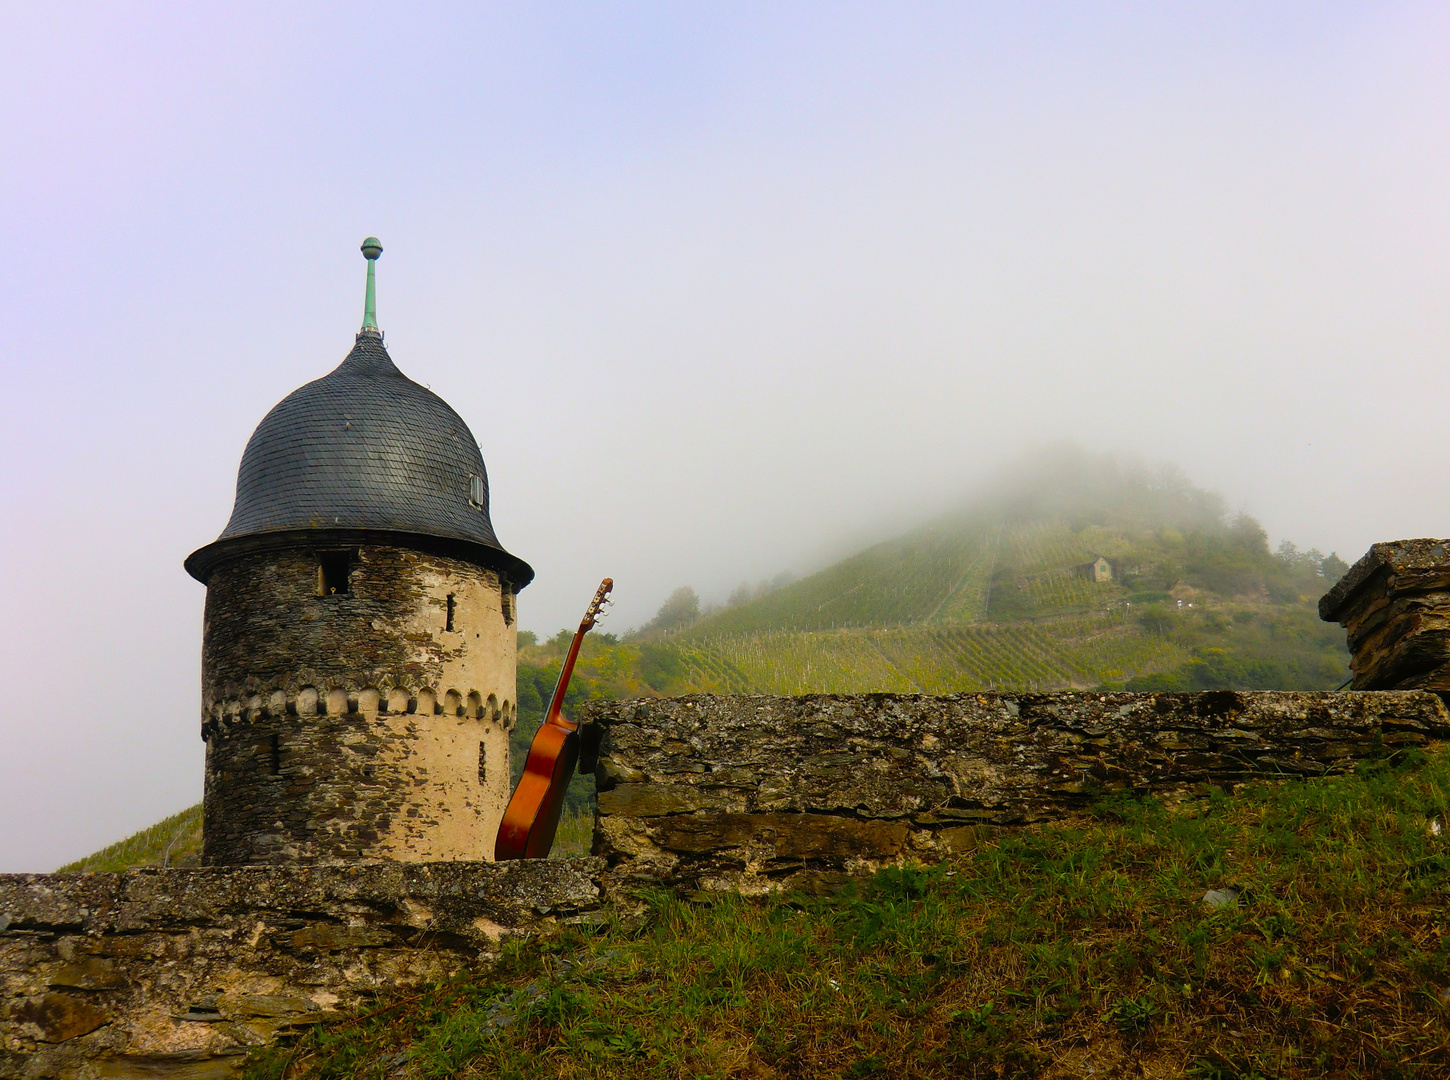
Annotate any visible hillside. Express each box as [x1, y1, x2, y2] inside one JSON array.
[[665, 449, 1271, 635], [55, 805, 202, 872]]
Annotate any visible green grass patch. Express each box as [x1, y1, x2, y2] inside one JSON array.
[[56, 804, 202, 872], [244, 749, 1450, 1079]]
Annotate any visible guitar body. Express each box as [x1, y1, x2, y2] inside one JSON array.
[[494, 719, 580, 860], [494, 578, 611, 861]]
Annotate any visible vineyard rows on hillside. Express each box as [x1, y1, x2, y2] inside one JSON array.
[[684, 523, 1001, 635], [675, 515, 1192, 637], [681, 615, 1185, 695]]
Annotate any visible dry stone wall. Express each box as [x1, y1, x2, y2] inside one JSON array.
[[0, 860, 602, 1080], [582, 691, 1450, 892]]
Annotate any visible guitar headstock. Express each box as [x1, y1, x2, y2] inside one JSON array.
[[581, 578, 613, 630]]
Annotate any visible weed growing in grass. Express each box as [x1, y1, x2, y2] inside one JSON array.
[[549, 807, 594, 859], [247, 749, 1450, 1079]]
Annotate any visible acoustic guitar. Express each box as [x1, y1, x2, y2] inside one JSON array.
[[494, 578, 613, 860]]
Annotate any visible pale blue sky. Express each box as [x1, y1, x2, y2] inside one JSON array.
[[3, 3, 1448, 869]]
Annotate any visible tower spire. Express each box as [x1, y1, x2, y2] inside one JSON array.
[[360, 237, 383, 332]]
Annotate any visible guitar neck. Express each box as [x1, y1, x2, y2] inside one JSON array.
[[544, 621, 589, 727], [539, 577, 612, 730]]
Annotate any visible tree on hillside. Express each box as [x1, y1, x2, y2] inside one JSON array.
[[639, 586, 701, 635], [1228, 512, 1269, 554]]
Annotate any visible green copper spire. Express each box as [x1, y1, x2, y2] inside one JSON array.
[[360, 237, 383, 332]]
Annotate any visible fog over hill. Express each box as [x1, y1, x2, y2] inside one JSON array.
[[635, 447, 1346, 652]]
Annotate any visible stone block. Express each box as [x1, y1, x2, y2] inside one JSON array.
[[1320, 539, 1450, 689], [49, 958, 124, 991], [654, 813, 911, 859], [595, 784, 737, 817], [8, 993, 111, 1043]]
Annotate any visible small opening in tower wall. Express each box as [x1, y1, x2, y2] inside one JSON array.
[[501, 589, 514, 626], [469, 474, 484, 508], [269, 733, 281, 776], [446, 593, 456, 632], [318, 551, 352, 595], [478, 741, 486, 785]]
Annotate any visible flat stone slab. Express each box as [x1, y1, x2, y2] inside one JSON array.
[[1320, 538, 1450, 622]]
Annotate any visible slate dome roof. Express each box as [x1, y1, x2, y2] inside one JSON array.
[[185, 330, 533, 587]]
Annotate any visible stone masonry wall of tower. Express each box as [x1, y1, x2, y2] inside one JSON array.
[[200, 545, 517, 865]]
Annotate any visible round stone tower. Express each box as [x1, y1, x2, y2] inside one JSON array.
[[185, 239, 533, 866]]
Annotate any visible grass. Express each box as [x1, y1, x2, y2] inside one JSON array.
[[55, 804, 203, 872], [242, 747, 1450, 1079], [550, 808, 593, 859]]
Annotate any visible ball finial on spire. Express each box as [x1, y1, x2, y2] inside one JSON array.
[[360, 237, 383, 332]]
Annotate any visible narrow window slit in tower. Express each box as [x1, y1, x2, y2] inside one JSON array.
[[446, 593, 456, 632], [478, 742, 487, 785], [318, 551, 352, 595], [269, 733, 281, 776], [501, 589, 514, 626]]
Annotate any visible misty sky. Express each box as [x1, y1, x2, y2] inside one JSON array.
[[3, 3, 1449, 870]]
